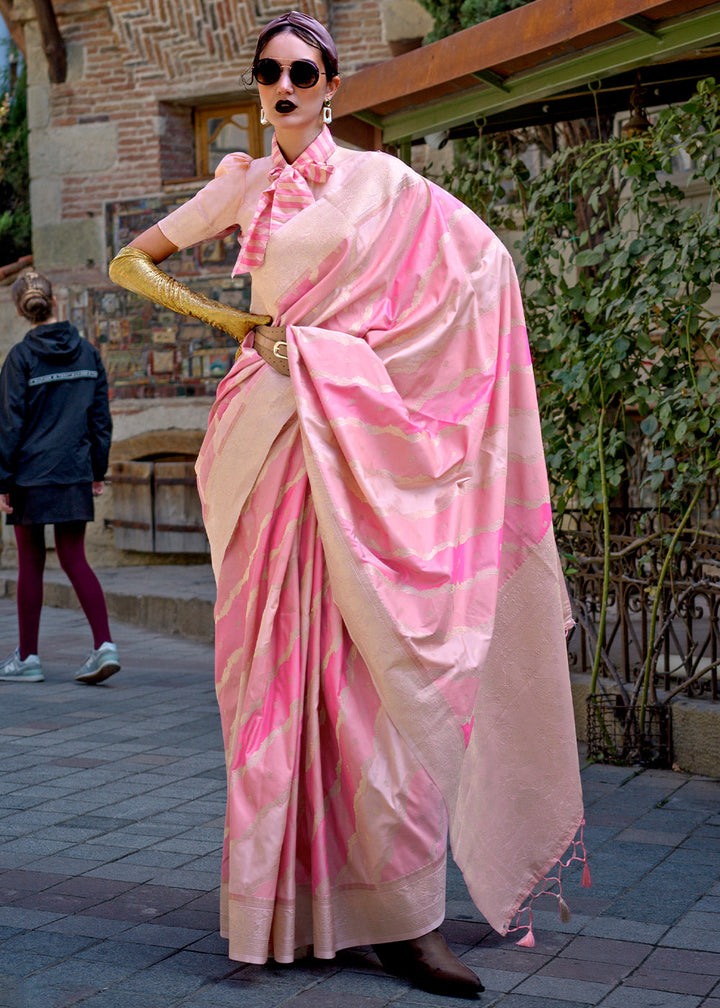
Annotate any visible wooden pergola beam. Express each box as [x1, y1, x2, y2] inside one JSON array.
[[30, 0, 66, 83], [333, 0, 720, 149], [0, 1, 26, 54], [335, 0, 673, 118]]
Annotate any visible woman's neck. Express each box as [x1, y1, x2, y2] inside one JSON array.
[[274, 124, 323, 164]]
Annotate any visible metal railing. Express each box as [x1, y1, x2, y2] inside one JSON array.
[[557, 510, 720, 703]]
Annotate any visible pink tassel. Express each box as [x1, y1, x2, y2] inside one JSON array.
[[516, 926, 535, 948], [558, 897, 572, 923], [582, 862, 592, 888]]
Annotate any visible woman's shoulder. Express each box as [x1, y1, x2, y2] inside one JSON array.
[[0, 337, 35, 382], [7, 336, 33, 364], [215, 151, 271, 185], [333, 143, 422, 182], [214, 151, 253, 176], [331, 144, 426, 199], [79, 335, 102, 357], [74, 335, 105, 370]]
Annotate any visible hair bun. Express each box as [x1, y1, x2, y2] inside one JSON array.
[[20, 288, 49, 309], [12, 271, 55, 324]]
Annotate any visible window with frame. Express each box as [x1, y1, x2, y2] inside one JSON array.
[[195, 103, 273, 177]]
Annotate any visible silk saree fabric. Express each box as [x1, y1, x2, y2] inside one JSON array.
[[162, 132, 584, 963]]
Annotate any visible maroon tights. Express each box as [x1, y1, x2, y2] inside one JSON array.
[[15, 522, 111, 659]]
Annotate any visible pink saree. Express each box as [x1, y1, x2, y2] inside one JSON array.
[[163, 132, 584, 964]]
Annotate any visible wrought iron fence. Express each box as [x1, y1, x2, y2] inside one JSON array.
[[557, 510, 720, 703]]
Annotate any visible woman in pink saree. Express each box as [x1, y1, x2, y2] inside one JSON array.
[[109, 11, 585, 999]]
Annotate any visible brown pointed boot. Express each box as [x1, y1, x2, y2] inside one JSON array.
[[372, 928, 483, 999]]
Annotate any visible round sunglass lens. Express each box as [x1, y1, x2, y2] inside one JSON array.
[[291, 61, 320, 87], [254, 59, 280, 85]]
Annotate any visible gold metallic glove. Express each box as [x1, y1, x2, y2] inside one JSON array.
[[108, 245, 271, 344]]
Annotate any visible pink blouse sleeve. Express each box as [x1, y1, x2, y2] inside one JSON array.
[[158, 152, 252, 250]]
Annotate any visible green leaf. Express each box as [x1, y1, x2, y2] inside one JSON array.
[[575, 249, 603, 268]]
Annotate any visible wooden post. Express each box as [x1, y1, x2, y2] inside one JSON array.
[[0, 1, 26, 54], [30, 0, 67, 84]]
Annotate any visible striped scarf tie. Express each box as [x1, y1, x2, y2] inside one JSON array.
[[235, 126, 336, 273]]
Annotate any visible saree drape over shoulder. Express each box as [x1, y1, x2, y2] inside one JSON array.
[[160, 129, 584, 965]]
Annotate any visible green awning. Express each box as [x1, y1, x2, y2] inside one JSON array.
[[333, 0, 720, 149]]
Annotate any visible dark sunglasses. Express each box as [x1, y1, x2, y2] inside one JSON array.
[[253, 58, 325, 89]]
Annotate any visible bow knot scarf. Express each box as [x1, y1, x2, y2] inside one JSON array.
[[235, 126, 336, 274]]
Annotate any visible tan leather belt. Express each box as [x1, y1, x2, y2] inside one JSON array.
[[253, 324, 289, 376]]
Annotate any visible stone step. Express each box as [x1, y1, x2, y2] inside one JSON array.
[[0, 565, 216, 645]]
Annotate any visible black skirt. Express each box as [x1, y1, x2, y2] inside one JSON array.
[[6, 483, 94, 526]]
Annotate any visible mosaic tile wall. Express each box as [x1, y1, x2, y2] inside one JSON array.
[[71, 193, 253, 400]]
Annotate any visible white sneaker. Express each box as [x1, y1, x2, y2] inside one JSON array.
[[74, 642, 121, 685], [0, 648, 44, 683]]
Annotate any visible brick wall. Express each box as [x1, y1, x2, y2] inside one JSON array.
[[41, 0, 392, 224]]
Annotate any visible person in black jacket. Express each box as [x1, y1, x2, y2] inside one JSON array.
[[0, 271, 120, 685]]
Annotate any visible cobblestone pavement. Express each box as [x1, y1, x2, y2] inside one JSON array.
[[1, 595, 719, 1008]]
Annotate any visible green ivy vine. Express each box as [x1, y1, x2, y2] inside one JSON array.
[[432, 78, 720, 729]]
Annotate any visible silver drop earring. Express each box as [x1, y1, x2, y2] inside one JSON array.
[[322, 99, 332, 125], [260, 106, 268, 125]]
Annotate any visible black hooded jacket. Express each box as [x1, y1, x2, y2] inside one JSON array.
[[0, 321, 112, 493]]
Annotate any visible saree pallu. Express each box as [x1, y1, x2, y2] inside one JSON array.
[[197, 147, 584, 963]]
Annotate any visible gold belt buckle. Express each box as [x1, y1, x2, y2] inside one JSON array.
[[273, 341, 288, 362]]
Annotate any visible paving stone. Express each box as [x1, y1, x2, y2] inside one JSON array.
[[0, 951, 59, 977], [537, 957, 630, 984], [113, 922, 211, 948], [0, 930, 96, 957], [21, 958, 135, 988], [153, 838, 220, 855], [478, 999, 591, 1008], [114, 964, 214, 999], [45, 843, 130, 863], [279, 992, 389, 1007], [2, 978, 102, 1008], [659, 927, 720, 954], [580, 917, 669, 944], [50, 993, 162, 1008], [469, 967, 522, 994], [28, 857, 108, 875], [693, 895, 720, 913], [465, 945, 552, 973], [74, 939, 172, 968], [0, 908, 64, 929], [38, 916, 134, 939], [150, 907, 219, 931], [83, 830, 159, 849], [143, 869, 220, 889], [643, 947, 720, 977], [529, 909, 592, 935], [513, 975, 613, 1002], [623, 966, 716, 996], [180, 982, 298, 1007], [599, 987, 702, 1007], [81, 863, 157, 884], [558, 935, 652, 966]]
